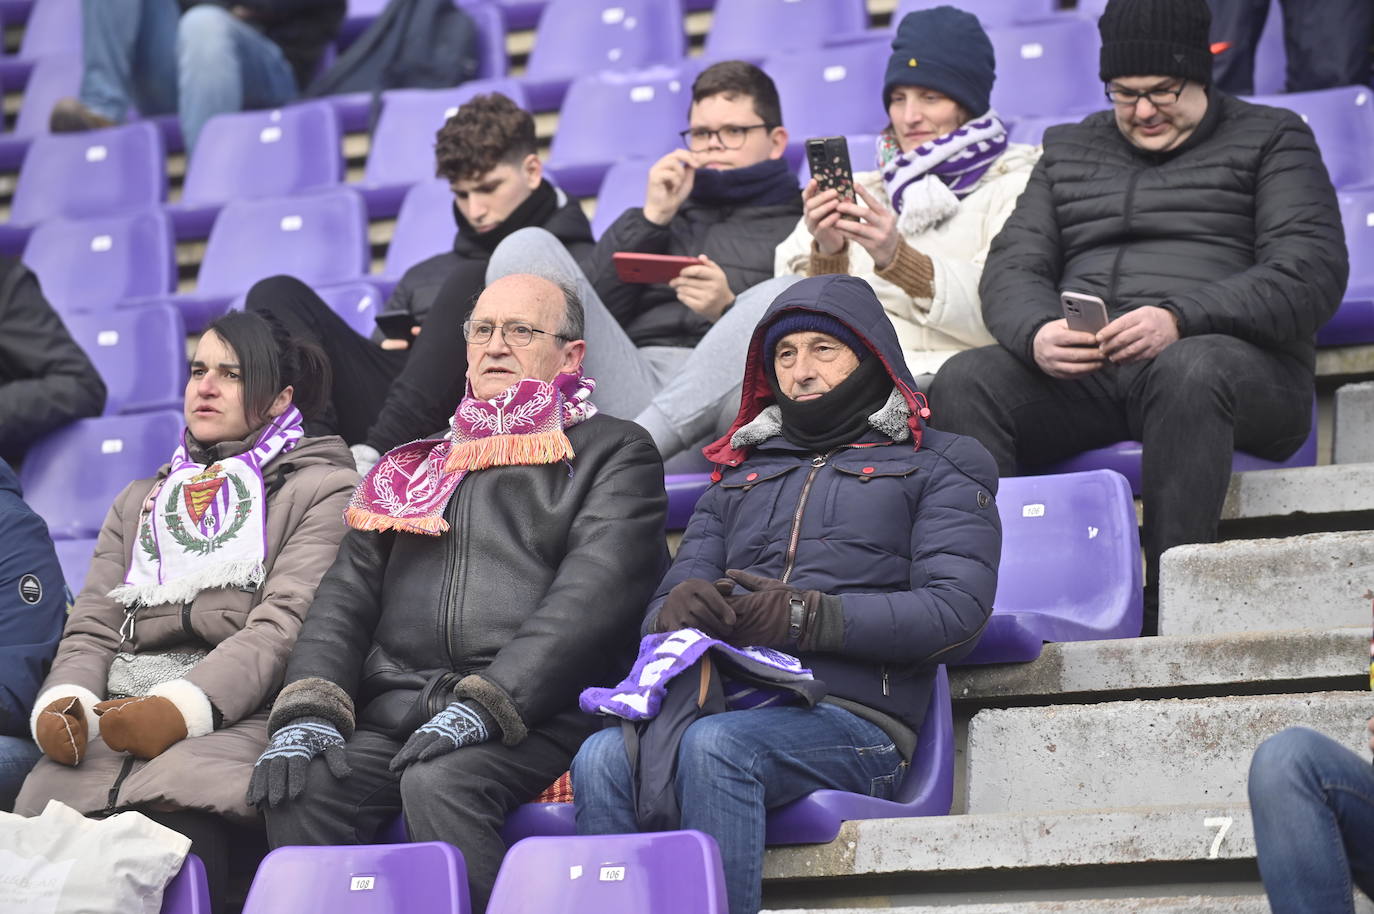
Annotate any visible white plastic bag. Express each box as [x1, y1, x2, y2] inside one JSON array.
[[0, 799, 190, 914]]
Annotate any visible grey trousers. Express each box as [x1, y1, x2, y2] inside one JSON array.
[[486, 228, 801, 463]]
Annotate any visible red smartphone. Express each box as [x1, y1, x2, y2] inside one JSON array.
[[805, 135, 857, 220], [612, 252, 701, 284]]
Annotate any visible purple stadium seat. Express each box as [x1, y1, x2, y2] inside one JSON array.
[[896, 0, 1058, 29], [161, 854, 210, 914], [161, 187, 370, 333], [52, 536, 95, 595], [382, 179, 455, 281], [21, 410, 186, 539], [0, 52, 84, 175], [1007, 113, 1074, 146], [519, 0, 685, 111], [545, 68, 688, 197], [488, 666, 954, 848], [796, 133, 878, 184], [169, 101, 343, 238], [664, 472, 711, 530], [485, 0, 546, 30], [1322, 188, 1374, 345], [703, 0, 867, 62], [22, 209, 175, 315], [487, 830, 727, 913], [591, 157, 653, 239], [1246, 86, 1374, 190], [958, 470, 1142, 665], [763, 40, 890, 168], [358, 79, 528, 218], [9, 122, 166, 231], [0, 0, 26, 25], [67, 302, 187, 415], [242, 842, 470, 914], [1251, 0, 1285, 96], [0, 0, 81, 90], [987, 19, 1104, 120], [466, 1, 509, 80], [1030, 404, 1319, 497]]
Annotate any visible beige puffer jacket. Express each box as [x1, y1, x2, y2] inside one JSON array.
[[16, 434, 357, 824], [775, 142, 1040, 377]]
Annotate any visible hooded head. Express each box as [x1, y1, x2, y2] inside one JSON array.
[[704, 275, 929, 468]]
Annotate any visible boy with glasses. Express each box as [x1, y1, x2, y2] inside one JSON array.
[[929, 0, 1346, 628], [483, 61, 803, 467]]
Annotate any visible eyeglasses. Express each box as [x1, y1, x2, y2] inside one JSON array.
[[461, 320, 569, 347], [679, 123, 771, 150], [1105, 80, 1187, 108]]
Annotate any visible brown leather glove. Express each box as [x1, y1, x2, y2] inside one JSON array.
[[723, 569, 843, 652], [35, 696, 89, 767], [95, 695, 188, 760], [654, 578, 737, 638]]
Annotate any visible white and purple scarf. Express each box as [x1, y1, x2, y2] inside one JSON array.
[[109, 406, 304, 608], [580, 629, 815, 721], [345, 372, 597, 536], [878, 110, 1008, 236]]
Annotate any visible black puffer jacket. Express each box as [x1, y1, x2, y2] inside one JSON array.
[[584, 197, 803, 349], [979, 91, 1347, 372], [276, 413, 669, 744]]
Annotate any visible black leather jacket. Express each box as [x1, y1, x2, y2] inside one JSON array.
[[281, 413, 669, 744]]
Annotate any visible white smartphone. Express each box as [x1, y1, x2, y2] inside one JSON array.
[[1060, 290, 1109, 334]]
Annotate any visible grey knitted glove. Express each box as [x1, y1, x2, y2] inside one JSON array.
[[246, 716, 351, 808], [389, 700, 495, 772]]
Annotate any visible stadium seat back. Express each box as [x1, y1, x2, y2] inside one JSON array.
[[525, 0, 684, 82], [383, 179, 454, 279], [896, 0, 1058, 28], [704, 0, 867, 60], [1247, 85, 1374, 189], [988, 19, 1104, 119], [67, 302, 187, 416], [11, 121, 166, 225], [242, 842, 470, 914], [161, 854, 210, 914], [181, 102, 342, 207], [22, 209, 175, 314], [765, 41, 890, 145]]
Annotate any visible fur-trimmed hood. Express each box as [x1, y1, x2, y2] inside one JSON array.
[[703, 274, 930, 468]]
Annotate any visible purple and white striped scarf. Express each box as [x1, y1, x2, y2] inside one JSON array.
[[109, 406, 304, 608], [580, 629, 814, 722], [878, 111, 1008, 236]]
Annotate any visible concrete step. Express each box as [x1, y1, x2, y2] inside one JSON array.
[[768, 895, 1272, 913], [950, 627, 1365, 706], [1221, 463, 1374, 527], [1336, 381, 1374, 464], [1159, 532, 1374, 637], [966, 692, 1367, 815]]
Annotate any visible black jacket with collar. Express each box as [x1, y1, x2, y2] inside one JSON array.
[[979, 90, 1347, 372], [277, 413, 669, 744]]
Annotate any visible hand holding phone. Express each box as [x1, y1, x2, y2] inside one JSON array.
[[375, 309, 419, 342], [613, 252, 702, 284], [1060, 291, 1109, 334], [805, 137, 857, 219]]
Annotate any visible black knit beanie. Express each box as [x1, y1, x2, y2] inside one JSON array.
[[884, 5, 995, 116], [1098, 0, 1213, 85]]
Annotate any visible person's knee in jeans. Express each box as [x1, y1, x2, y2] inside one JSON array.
[[175, 4, 239, 66], [1250, 726, 1338, 800], [571, 727, 637, 832]]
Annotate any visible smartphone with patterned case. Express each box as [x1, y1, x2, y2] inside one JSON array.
[[805, 136, 857, 220]]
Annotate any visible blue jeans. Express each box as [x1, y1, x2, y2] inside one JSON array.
[[79, 0, 298, 152], [0, 735, 41, 812], [571, 703, 906, 914], [1249, 727, 1374, 913]]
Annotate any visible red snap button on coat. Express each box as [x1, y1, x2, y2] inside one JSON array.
[[746, 472, 759, 481], [862, 466, 875, 474]]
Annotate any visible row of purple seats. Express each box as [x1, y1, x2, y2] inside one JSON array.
[[0, 0, 77, 90]]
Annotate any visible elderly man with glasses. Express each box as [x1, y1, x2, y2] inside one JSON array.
[[481, 59, 803, 470], [928, 0, 1346, 630], [248, 272, 669, 914]]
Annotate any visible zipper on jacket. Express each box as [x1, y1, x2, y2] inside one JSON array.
[[118, 606, 140, 649], [781, 449, 839, 584], [180, 603, 194, 639], [1107, 169, 1143, 304], [441, 477, 473, 669], [881, 665, 890, 697], [104, 755, 136, 812]]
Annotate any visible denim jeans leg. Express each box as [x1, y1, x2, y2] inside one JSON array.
[[571, 726, 643, 836], [1249, 727, 1374, 914], [0, 735, 41, 812], [175, 5, 299, 153], [79, 0, 179, 121], [676, 705, 905, 914]]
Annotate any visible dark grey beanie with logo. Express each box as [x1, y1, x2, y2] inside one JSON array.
[[1098, 0, 1213, 85]]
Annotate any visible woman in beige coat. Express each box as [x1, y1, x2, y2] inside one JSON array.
[[775, 5, 1040, 388], [17, 309, 358, 908]]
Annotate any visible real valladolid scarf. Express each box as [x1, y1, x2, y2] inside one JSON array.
[[109, 406, 304, 608], [878, 110, 1008, 236], [345, 371, 598, 535]]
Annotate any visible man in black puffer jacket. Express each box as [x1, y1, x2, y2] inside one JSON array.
[[930, 0, 1346, 622], [51, 0, 344, 153], [249, 273, 667, 914], [484, 61, 803, 461], [572, 274, 1001, 914]]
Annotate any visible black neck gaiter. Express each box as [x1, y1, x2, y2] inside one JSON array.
[[767, 356, 894, 453]]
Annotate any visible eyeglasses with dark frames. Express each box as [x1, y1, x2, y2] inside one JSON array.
[[678, 123, 772, 150], [461, 320, 570, 347], [1105, 80, 1187, 108]]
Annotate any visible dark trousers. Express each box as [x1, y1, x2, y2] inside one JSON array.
[[263, 708, 596, 914], [245, 275, 473, 452], [143, 808, 264, 914], [1209, 0, 1374, 94], [928, 335, 1312, 587]]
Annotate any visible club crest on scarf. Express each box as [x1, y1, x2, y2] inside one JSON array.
[[111, 406, 305, 608], [346, 371, 598, 536]]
